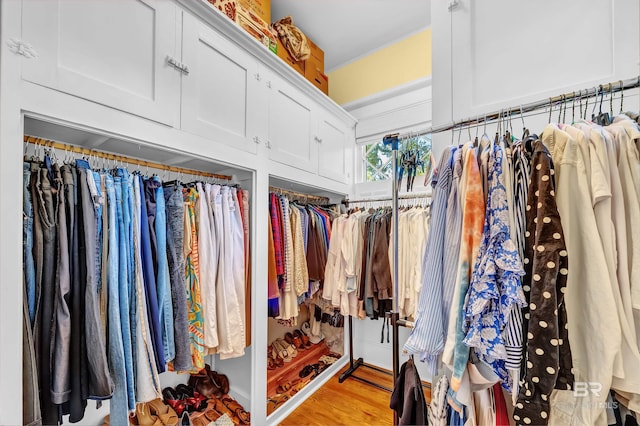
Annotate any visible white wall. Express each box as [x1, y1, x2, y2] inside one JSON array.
[[431, 0, 640, 157]]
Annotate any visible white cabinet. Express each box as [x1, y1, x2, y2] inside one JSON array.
[[267, 74, 316, 172], [317, 112, 348, 183], [181, 12, 261, 154], [266, 72, 351, 183], [21, 0, 180, 126]]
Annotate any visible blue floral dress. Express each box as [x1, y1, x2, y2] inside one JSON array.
[[463, 141, 526, 391]]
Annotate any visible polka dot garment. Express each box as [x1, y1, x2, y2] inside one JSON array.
[[513, 139, 574, 425]]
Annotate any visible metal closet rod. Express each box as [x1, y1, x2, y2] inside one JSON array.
[[269, 186, 330, 205], [343, 192, 431, 205], [389, 75, 640, 139], [24, 135, 232, 180]]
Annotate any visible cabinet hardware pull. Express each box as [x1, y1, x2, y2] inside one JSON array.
[[317, 137, 323, 143], [167, 56, 189, 75], [266, 140, 272, 149], [7, 38, 38, 58], [266, 81, 272, 88], [253, 136, 260, 144], [254, 73, 262, 81]]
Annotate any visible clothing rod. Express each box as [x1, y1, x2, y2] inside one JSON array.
[[343, 192, 431, 205], [268, 186, 331, 204], [24, 135, 233, 180], [386, 75, 640, 139]]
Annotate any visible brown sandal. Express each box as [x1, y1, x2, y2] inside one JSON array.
[[285, 331, 305, 351], [295, 329, 311, 347]]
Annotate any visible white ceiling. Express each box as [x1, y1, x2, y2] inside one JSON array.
[[271, 0, 431, 72]]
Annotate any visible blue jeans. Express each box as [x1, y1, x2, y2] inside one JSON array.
[[138, 175, 166, 373], [23, 162, 36, 325], [152, 177, 176, 363], [105, 174, 129, 424], [114, 172, 136, 411], [118, 167, 138, 394], [163, 183, 192, 371]]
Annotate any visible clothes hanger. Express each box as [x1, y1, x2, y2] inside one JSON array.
[[519, 105, 530, 140]]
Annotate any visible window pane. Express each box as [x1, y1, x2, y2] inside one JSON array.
[[362, 135, 432, 183]]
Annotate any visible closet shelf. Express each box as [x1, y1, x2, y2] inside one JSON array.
[[267, 342, 331, 403], [24, 135, 232, 180]]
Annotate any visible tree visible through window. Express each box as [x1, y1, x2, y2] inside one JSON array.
[[363, 135, 432, 184]]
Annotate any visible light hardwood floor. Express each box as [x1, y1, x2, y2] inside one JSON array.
[[279, 364, 405, 426]]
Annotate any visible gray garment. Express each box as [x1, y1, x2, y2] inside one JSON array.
[[163, 183, 191, 371], [23, 286, 42, 426], [33, 166, 58, 425], [77, 161, 114, 398], [51, 164, 72, 404]]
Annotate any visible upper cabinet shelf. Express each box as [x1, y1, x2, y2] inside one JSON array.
[[21, 0, 181, 126], [18, 0, 356, 186], [176, 0, 356, 127]]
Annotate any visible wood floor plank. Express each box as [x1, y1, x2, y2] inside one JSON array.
[[280, 364, 395, 426]]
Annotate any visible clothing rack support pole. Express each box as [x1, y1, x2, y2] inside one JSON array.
[[383, 133, 401, 426]]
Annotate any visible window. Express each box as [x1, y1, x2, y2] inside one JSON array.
[[362, 135, 433, 183]]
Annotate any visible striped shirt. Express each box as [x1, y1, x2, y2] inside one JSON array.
[[403, 146, 456, 375]]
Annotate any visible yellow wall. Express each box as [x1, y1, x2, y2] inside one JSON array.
[[328, 28, 432, 105]]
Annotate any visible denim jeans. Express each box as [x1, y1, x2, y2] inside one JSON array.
[[23, 162, 36, 325], [114, 172, 136, 411], [152, 177, 176, 363], [29, 162, 43, 335], [163, 183, 192, 371], [132, 174, 162, 402], [105, 174, 129, 425], [76, 159, 113, 399], [139, 176, 165, 373], [119, 168, 138, 385]]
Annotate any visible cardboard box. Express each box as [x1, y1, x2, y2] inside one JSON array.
[[207, 0, 270, 24], [305, 37, 324, 73], [275, 38, 304, 76], [236, 6, 277, 53], [307, 67, 328, 95]]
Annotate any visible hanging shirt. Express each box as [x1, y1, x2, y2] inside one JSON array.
[[445, 145, 485, 412], [403, 146, 455, 373], [463, 141, 526, 392], [542, 124, 620, 426], [513, 139, 574, 426]]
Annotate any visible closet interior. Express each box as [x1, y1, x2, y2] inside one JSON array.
[[22, 116, 255, 426], [338, 192, 431, 393], [265, 179, 346, 417]]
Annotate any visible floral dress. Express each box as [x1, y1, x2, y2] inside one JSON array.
[[183, 187, 205, 372], [463, 141, 526, 392]]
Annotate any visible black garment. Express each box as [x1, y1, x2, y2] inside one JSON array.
[[390, 357, 428, 425], [68, 165, 88, 423], [144, 177, 161, 274]]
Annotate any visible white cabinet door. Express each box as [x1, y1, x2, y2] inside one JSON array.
[[181, 12, 260, 154], [267, 76, 316, 172], [21, 0, 180, 126], [316, 113, 348, 183]]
